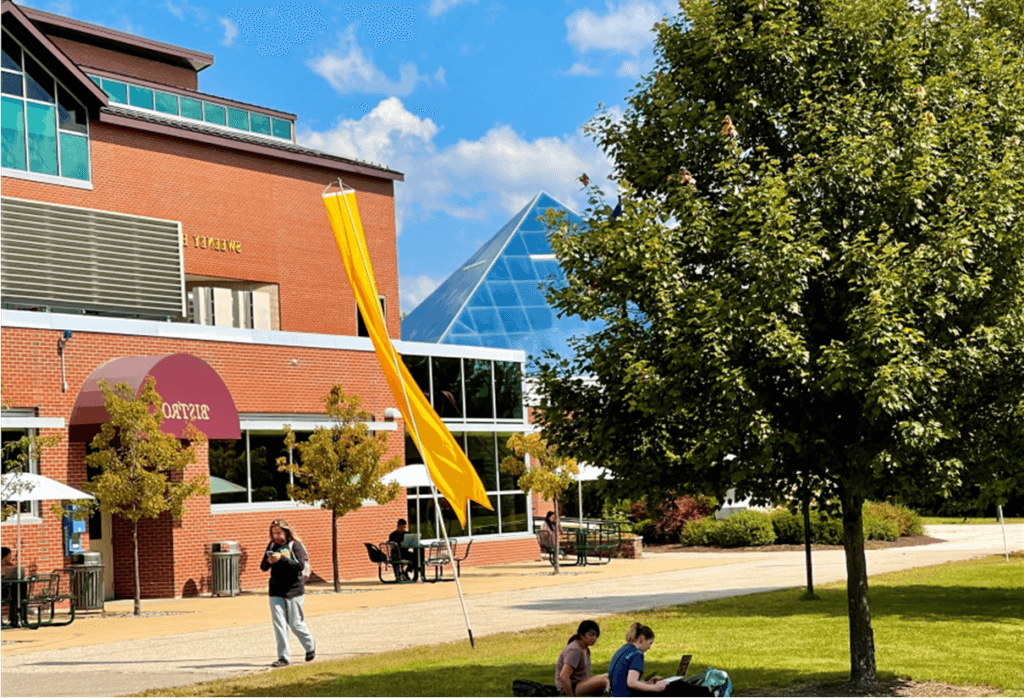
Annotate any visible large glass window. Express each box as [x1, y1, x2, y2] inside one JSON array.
[[431, 357, 463, 419], [494, 361, 524, 419], [404, 354, 431, 402], [466, 432, 497, 491], [2, 429, 38, 518], [464, 359, 494, 419], [208, 431, 309, 505], [1, 32, 90, 182]]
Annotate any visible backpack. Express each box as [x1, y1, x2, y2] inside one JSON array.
[[683, 668, 732, 698], [511, 679, 558, 697], [288, 541, 312, 582]]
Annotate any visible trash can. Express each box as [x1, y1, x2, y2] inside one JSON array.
[[70, 551, 105, 611], [211, 541, 241, 596]]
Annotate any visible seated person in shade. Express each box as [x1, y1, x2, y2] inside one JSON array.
[[1, 546, 16, 579], [556, 620, 609, 696], [387, 518, 416, 579]]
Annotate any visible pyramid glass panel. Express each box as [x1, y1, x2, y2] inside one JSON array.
[[505, 256, 536, 281]]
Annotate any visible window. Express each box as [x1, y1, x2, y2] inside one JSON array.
[[431, 357, 463, 419], [189, 285, 273, 329], [2, 429, 39, 518], [357, 295, 387, 337], [209, 433, 307, 505], [1, 31, 90, 183]]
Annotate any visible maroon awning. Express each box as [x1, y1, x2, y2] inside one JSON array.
[[69, 354, 240, 442]]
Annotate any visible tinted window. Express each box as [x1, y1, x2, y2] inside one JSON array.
[[404, 354, 431, 401], [431, 357, 463, 419], [101, 78, 127, 104], [1, 43, 21, 71], [466, 432, 497, 491], [464, 359, 493, 419], [227, 107, 248, 130], [494, 361, 523, 419], [271, 117, 291, 139], [24, 55, 54, 102], [154, 91, 178, 114], [180, 97, 202, 120], [1, 72, 22, 97], [203, 102, 226, 125], [250, 112, 271, 135], [129, 85, 153, 109]]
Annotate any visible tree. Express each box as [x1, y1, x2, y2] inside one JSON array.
[[85, 379, 208, 616], [536, 0, 1024, 687], [499, 433, 579, 574], [278, 386, 401, 592]]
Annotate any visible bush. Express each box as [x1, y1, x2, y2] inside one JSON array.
[[679, 516, 724, 546], [633, 519, 656, 540], [717, 510, 776, 547], [631, 495, 717, 544], [810, 512, 844, 545], [864, 501, 924, 537], [863, 514, 899, 541], [771, 510, 804, 544]]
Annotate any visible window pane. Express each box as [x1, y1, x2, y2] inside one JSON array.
[[464, 359, 493, 419], [497, 433, 517, 490], [431, 357, 463, 419], [24, 54, 54, 103], [271, 117, 291, 139], [470, 501, 499, 535], [500, 493, 529, 533], [203, 102, 226, 125], [26, 101, 57, 175], [494, 361, 523, 419], [227, 107, 248, 130], [101, 78, 127, 104], [57, 90, 87, 133], [250, 112, 270, 135], [2, 430, 33, 516], [439, 497, 467, 537], [154, 91, 178, 114], [59, 132, 89, 180], [466, 432, 497, 491], [209, 439, 248, 504], [88, 75, 101, 87], [1, 43, 21, 71], [1, 96, 26, 170], [1, 72, 22, 97], [247, 433, 293, 502], [129, 84, 153, 109], [404, 354, 431, 401], [180, 96, 202, 120], [405, 432, 424, 465]]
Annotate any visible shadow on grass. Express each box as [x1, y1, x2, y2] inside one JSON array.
[[177, 662, 869, 697], [513, 585, 1024, 624]]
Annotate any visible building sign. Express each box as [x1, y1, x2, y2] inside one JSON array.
[[182, 233, 242, 253], [161, 402, 211, 421]]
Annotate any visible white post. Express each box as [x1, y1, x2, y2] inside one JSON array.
[[998, 505, 1009, 563]]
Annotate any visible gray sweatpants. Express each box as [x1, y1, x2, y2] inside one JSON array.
[[269, 595, 315, 661]]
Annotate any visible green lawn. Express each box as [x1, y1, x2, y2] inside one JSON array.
[[142, 553, 1024, 697], [921, 516, 1024, 525]]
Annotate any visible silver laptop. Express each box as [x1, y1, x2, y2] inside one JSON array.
[[403, 533, 420, 547]]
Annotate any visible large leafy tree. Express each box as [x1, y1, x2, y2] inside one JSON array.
[[279, 386, 401, 593], [537, 0, 1024, 687]]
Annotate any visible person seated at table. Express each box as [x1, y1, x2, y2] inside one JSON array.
[[1, 547, 16, 579], [539, 510, 560, 549], [387, 519, 416, 580], [556, 619, 609, 696], [608, 622, 668, 696]]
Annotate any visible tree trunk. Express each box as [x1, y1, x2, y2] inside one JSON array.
[[552, 496, 561, 575], [332, 508, 340, 593], [840, 485, 876, 687], [132, 520, 141, 616], [803, 491, 814, 598]]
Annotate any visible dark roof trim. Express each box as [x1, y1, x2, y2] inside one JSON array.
[[1, 1, 108, 116], [98, 109, 405, 181], [85, 66, 297, 121], [17, 3, 213, 72]]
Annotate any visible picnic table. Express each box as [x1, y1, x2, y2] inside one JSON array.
[[536, 519, 628, 567], [2, 571, 76, 629]]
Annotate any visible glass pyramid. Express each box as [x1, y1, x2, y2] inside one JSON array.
[[402, 192, 599, 363]]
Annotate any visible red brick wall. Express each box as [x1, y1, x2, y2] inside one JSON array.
[[0, 122, 401, 340], [47, 36, 200, 90]]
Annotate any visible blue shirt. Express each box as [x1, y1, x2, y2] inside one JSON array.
[[608, 643, 645, 696]]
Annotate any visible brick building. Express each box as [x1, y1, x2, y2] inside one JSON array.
[[0, 0, 541, 599]]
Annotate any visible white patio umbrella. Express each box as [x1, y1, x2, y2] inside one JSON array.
[[382, 464, 434, 536], [574, 463, 612, 527], [1, 472, 95, 580]]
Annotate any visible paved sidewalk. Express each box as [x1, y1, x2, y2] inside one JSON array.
[[1, 524, 1020, 697]]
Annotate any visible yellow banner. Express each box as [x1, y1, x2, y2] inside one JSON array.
[[323, 187, 492, 525]]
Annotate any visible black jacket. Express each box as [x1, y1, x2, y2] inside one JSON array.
[[260, 540, 308, 598]]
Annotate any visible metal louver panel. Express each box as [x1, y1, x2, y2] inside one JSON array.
[[1, 197, 185, 319]]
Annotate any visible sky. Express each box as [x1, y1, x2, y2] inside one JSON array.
[[17, 0, 678, 314]]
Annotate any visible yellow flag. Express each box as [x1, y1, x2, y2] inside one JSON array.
[[323, 187, 492, 525]]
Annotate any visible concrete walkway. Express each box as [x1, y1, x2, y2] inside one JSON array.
[[1, 524, 1020, 697]]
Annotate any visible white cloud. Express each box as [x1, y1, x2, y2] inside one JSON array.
[[164, 0, 209, 22], [308, 25, 426, 95], [615, 59, 653, 78], [165, 0, 184, 19], [429, 0, 478, 17], [434, 66, 446, 84], [219, 17, 239, 46], [566, 0, 674, 56], [400, 274, 446, 314], [565, 62, 601, 77]]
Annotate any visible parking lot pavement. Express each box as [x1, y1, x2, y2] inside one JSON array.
[[1, 524, 1020, 697]]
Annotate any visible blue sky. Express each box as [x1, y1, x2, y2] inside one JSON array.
[[18, 0, 677, 313]]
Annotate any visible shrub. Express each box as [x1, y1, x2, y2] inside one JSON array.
[[864, 501, 924, 537], [679, 516, 724, 546], [633, 519, 656, 541], [863, 514, 899, 541], [717, 510, 776, 547], [631, 495, 717, 544], [771, 510, 803, 544], [810, 512, 844, 545]]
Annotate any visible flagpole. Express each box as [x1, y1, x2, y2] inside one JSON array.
[[335, 183, 478, 648]]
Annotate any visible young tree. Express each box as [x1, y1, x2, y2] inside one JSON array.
[[278, 386, 401, 592], [85, 379, 208, 616], [536, 0, 1024, 687], [499, 433, 579, 574]]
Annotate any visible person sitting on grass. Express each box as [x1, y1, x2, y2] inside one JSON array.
[[556, 619, 609, 696], [608, 622, 667, 696]]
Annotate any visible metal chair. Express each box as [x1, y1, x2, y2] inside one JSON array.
[[364, 542, 409, 585], [451, 538, 473, 576], [423, 541, 453, 582], [23, 571, 75, 629], [380, 541, 416, 583]]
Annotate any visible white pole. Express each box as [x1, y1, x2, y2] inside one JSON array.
[[998, 505, 1009, 563], [578, 478, 583, 528], [336, 185, 477, 647]]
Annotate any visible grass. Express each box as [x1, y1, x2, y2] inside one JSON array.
[[141, 553, 1024, 697], [921, 516, 1024, 525]]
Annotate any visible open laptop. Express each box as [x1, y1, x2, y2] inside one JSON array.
[[402, 533, 420, 547]]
